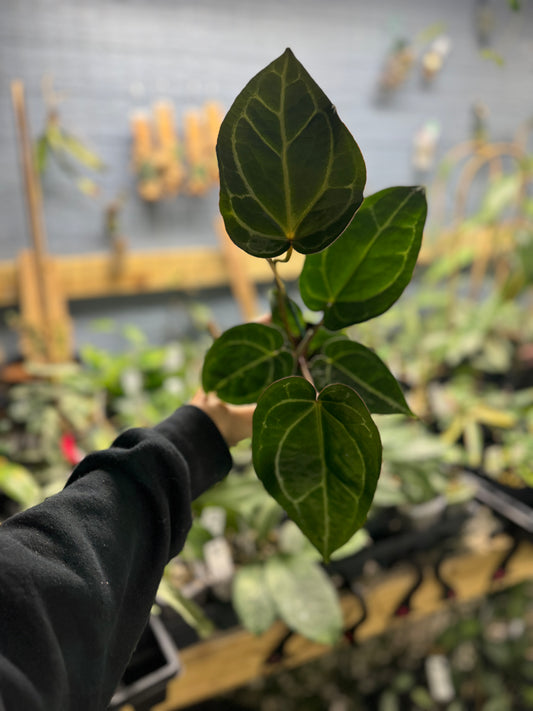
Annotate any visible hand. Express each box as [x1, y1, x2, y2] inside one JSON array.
[[190, 390, 255, 447]]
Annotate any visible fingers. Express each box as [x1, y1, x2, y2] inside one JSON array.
[[190, 389, 255, 447]]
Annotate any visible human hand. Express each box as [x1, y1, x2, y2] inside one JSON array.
[[190, 390, 255, 447]]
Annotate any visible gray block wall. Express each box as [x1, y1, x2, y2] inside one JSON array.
[[0, 0, 532, 358]]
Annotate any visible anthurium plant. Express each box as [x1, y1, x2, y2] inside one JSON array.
[[202, 49, 427, 560]]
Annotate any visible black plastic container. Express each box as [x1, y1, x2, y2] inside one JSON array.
[[109, 615, 180, 711]]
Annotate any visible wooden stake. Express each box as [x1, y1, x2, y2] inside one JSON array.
[[11, 82, 51, 341], [11, 80, 72, 362], [215, 217, 259, 321]]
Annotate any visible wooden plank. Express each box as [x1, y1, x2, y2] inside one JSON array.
[[0, 248, 304, 308], [152, 536, 533, 710], [215, 218, 259, 321]]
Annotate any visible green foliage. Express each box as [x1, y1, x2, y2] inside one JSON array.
[[203, 49, 425, 559], [264, 554, 342, 645], [0, 458, 41, 509], [232, 564, 278, 635]]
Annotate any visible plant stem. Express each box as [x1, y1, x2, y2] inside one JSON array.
[[267, 258, 298, 349], [267, 258, 287, 297], [296, 318, 324, 360], [271, 245, 293, 264], [298, 355, 315, 387]]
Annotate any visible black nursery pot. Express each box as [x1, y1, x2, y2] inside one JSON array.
[[109, 615, 180, 711]]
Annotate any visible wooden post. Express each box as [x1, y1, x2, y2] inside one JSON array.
[[215, 217, 260, 322], [10, 80, 72, 363]]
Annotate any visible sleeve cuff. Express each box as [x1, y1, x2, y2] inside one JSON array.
[[153, 405, 233, 499]]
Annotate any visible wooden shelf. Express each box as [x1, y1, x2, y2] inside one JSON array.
[[0, 247, 304, 308], [142, 535, 533, 711]]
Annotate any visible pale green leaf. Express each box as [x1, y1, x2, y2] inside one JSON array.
[[232, 565, 277, 635], [265, 555, 343, 644]]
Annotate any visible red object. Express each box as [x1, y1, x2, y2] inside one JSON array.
[[61, 433, 83, 466]]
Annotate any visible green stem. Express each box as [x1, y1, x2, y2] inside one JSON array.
[[298, 355, 315, 387], [267, 258, 298, 349], [267, 258, 287, 297], [296, 318, 324, 360], [271, 245, 293, 264]]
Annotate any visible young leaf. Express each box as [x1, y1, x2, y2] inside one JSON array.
[[299, 186, 426, 329], [232, 564, 278, 635], [310, 337, 412, 415], [253, 377, 382, 559], [265, 555, 343, 645], [217, 48, 366, 258], [202, 323, 293, 404]]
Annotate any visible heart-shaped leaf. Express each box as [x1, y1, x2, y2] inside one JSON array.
[[265, 555, 343, 644], [310, 337, 412, 415], [253, 377, 382, 559], [217, 48, 366, 258], [202, 323, 293, 404], [232, 564, 278, 635], [299, 186, 427, 329]]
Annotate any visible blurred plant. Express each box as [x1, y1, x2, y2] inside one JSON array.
[[377, 38, 417, 93], [372, 417, 467, 507], [0, 363, 116, 506], [0, 457, 41, 514], [130, 100, 223, 201], [426, 123, 533, 299], [79, 321, 205, 429], [35, 76, 105, 197], [420, 35, 451, 83], [353, 278, 533, 487], [162, 452, 369, 643]]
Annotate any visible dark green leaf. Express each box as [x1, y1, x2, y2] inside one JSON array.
[[270, 288, 306, 341], [232, 565, 278, 635], [217, 48, 366, 258], [310, 337, 412, 415], [202, 323, 293, 404], [299, 186, 426, 329], [265, 555, 342, 644], [253, 377, 382, 559]]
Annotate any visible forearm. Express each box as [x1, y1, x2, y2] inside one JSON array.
[[0, 405, 231, 710]]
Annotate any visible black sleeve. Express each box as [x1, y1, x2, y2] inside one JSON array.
[[0, 405, 232, 711]]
